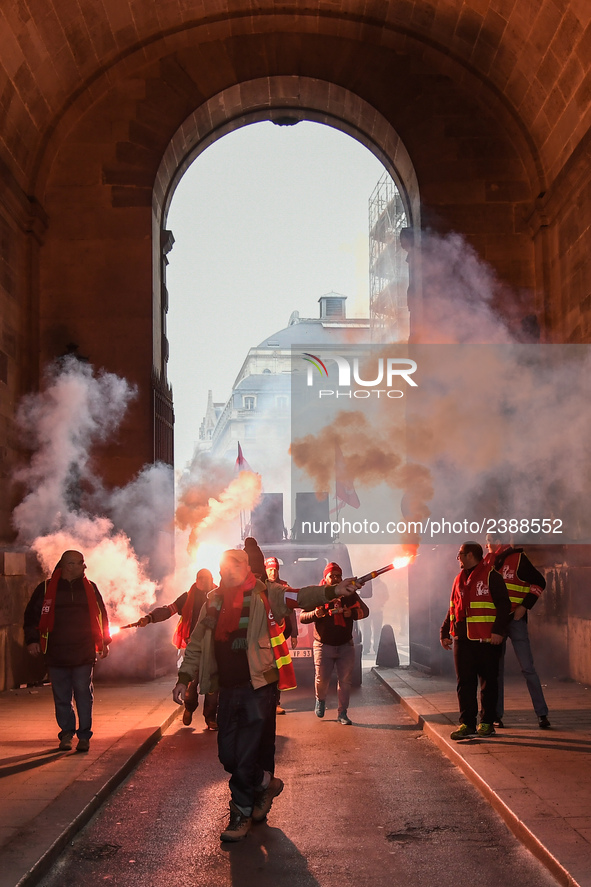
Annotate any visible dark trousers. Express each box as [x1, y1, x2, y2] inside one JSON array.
[[48, 664, 94, 740], [217, 682, 279, 815], [453, 637, 502, 730], [184, 681, 219, 724]]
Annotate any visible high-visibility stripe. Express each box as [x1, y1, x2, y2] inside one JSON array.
[[260, 591, 297, 690], [469, 601, 496, 609], [467, 615, 496, 623]]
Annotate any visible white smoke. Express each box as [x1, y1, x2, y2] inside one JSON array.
[[30, 517, 159, 626], [13, 357, 136, 539], [12, 357, 162, 624], [412, 230, 532, 344], [291, 231, 591, 544]]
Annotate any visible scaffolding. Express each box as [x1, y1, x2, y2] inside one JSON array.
[[369, 173, 409, 338]]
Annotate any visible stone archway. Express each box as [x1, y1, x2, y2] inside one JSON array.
[[34, 20, 539, 488], [151, 76, 423, 417]]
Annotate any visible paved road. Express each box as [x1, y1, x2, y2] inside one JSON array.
[[37, 673, 560, 887]]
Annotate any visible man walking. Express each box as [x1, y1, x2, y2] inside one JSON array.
[[440, 542, 511, 740], [24, 550, 111, 752], [137, 568, 219, 729], [172, 548, 355, 842], [300, 562, 369, 726], [484, 534, 550, 728]]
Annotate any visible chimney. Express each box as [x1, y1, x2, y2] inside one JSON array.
[[318, 292, 347, 320]]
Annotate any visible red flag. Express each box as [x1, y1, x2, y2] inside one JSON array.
[[335, 443, 360, 508], [235, 442, 253, 473]]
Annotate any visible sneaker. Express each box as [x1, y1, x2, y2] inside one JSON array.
[[493, 719, 505, 728], [58, 733, 74, 751], [314, 699, 325, 718], [477, 723, 496, 737], [182, 708, 193, 726], [450, 724, 477, 741], [276, 705, 286, 715], [538, 715, 551, 729], [252, 777, 284, 823], [76, 738, 90, 752], [220, 802, 252, 842], [337, 711, 352, 725], [206, 720, 218, 731]]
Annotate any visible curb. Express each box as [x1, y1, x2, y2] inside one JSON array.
[[372, 667, 582, 887], [10, 704, 181, 887]]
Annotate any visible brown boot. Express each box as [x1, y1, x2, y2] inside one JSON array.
[[220, 802, 252, 842], [252, 777, 284, 823], [182, 708, 193, 725]]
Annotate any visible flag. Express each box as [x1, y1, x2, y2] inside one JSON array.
[[335, 443, 360, 508], [235, 442, 253, 473]]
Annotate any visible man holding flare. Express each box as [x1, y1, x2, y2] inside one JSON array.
[[172, 547, 358, 842]]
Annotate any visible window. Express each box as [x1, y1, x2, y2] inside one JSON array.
[[276, 396, 288, 410], [243, 396, 256, 411]]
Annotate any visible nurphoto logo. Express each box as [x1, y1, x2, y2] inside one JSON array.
[[303, 352, 417, 399]]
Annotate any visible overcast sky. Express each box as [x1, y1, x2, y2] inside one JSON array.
[[165, 120, 389, 469]]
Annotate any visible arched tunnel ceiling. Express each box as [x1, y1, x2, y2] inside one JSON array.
[[0, 0, 589, 190]]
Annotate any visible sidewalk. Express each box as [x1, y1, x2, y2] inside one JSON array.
[[0, 677, 180, 887], [373, 667, 591, 887], [1, 672, 590, 887]]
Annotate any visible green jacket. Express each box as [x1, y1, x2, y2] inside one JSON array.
[[177, 579, 337, 692]]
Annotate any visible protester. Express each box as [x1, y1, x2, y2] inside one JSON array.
[[300, 562, 369, 725], [172, 548, 355, 841], [138, 568, 218, 729], [24, 550, 111, 752], [440, 542, 511, 740], [484, 534, 550, 728]]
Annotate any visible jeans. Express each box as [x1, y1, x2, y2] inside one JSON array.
[[453, 638, 502, 729], [497, 615, 548, 719], [313, 639, 355, 715], [48, 664, 94, 740], [217, 682, 278, 814]]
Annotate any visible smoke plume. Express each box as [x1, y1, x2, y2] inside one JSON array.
[[291, 231, 591, 544], [12, 357, 164, 624], [175, 448, 262, 554]]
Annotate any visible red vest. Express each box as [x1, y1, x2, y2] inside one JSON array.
[[450, 560, 497, 641], [493, 550, 542, 612]]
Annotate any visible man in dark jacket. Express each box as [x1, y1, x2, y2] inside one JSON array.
[[24, 550, 111, 752], [300, 562, 369, 725], [137, 568, 218, 729], [484, 534, 550, 728]]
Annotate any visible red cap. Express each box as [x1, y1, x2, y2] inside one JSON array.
[[323, 562, 342, 578], [264, 557, 279, 568]]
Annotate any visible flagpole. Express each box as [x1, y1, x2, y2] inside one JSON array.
[[237, 442, 244, 540]]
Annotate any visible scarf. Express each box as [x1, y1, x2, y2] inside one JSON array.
[[212, 571, 258, 649], [173, 583, 212, 649], [37, 568, 106, 654]]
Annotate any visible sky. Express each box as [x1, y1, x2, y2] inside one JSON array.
[[165, 120, 389, 469]]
